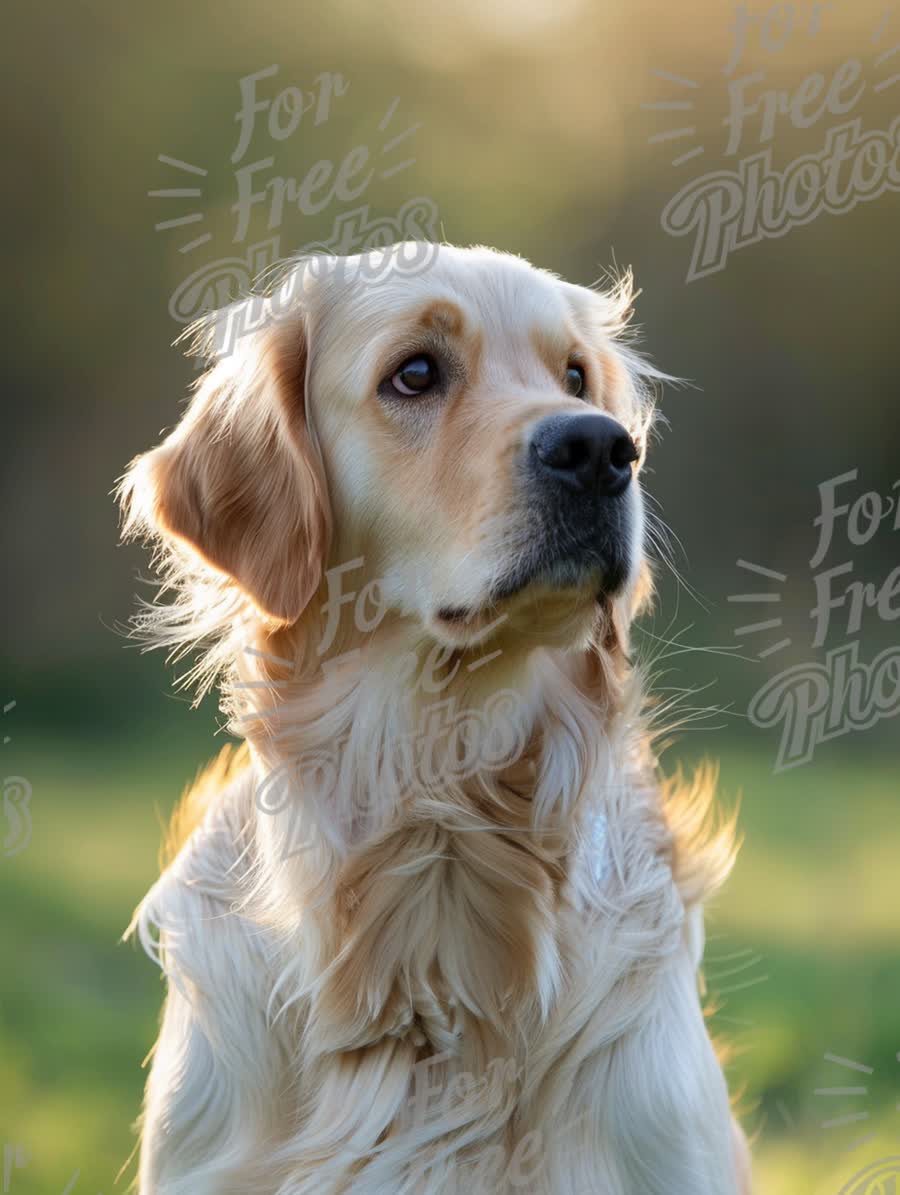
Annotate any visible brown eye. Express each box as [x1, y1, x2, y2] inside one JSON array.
[[391, 355, 438, 396], [565, 363, 585, 397]]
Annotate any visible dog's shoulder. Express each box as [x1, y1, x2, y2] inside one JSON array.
[[161, 741, 252, 868], [125, 746, 260, 974]]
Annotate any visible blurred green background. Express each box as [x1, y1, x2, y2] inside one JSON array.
[[2, 1, 898, 1191]]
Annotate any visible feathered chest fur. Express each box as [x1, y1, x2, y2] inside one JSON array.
[[131, 642, 736, 1194]]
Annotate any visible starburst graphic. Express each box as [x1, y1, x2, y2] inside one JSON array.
[[2, 1144, 28, 1192], [873, 7, 900, 91], [642, 70, 704, 167], [376, 97, 422, 178], [815, 1050, 900, 1154], [148, 155, 211, 254], [647, 8, 900, 167], [729, 560, 791, 659], [0, 1148, 103, 1195], [149, 94, 423, 256], [59, 1169, 103, 1195], [2, 700, 15, 745]]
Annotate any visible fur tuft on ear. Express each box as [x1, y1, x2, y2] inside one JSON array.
[[119, 299, 331, 631]]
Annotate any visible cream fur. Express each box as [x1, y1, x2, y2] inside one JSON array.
[[120, 244, 750, 1194]]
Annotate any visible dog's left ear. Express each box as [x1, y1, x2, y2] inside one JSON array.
[[120, 300, 331, 624]]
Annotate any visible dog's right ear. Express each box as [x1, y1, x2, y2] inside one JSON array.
[[119, 299, 331, 624]]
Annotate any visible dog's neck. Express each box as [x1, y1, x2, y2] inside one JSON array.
[[221, 596, 668, 1059], [234, 592, 637, 853]]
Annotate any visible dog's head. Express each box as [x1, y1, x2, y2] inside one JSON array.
[[121, 245, 659, 668]]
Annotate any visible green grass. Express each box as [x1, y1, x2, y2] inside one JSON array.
[[1, 727, 897, 1194]]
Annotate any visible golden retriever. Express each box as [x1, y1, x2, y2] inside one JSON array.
[[119, 243, 751, 1194]]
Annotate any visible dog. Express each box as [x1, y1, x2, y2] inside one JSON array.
[[119, 243, 752, 1194]]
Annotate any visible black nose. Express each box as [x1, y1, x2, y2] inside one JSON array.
[[530, 413, 638, 496]]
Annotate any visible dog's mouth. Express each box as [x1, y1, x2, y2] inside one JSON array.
[[436, 540, 630, 632], [433, 478, 637, 643]]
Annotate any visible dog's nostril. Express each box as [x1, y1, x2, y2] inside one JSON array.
[[610, 433, 639, 471], [531, 413, 637, 496]]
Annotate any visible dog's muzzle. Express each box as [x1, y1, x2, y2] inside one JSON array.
[[499, 412, 639, 599]]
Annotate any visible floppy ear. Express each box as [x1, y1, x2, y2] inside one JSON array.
[[121, 301, 331, 624]]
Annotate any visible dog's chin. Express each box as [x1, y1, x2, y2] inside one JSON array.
[[429, 557, 629, 652]]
